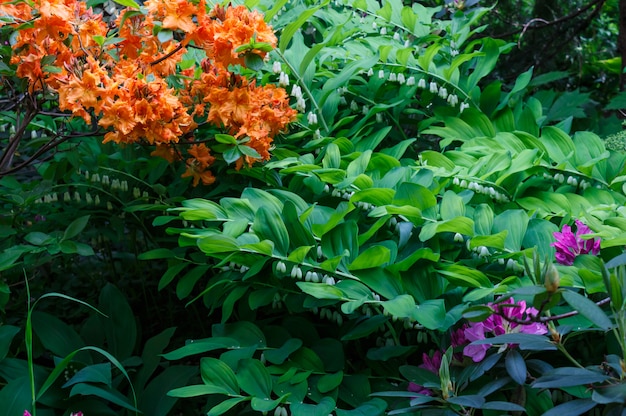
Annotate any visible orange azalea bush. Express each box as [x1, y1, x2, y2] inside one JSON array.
[[1, 0, 297, 185]]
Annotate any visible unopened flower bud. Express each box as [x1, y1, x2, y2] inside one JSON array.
[[544, 263, 560, 293]]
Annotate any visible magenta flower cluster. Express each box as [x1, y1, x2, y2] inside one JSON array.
[[551, 219, 601, 266], [463, 298, 547, 362], [408, 298, 548, 395]]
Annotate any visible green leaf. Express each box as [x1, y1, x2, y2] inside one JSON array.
[[136, 327, 177, 391], [341, 315, 388, 341], [505, 349, 527, 385], [348, 245, 391, 270], [252, 206, 290, 256], [113, 0, 140, 8], [279, 2, 328, 52], [437, 264, 493, 288], [0, 325, 19, 361], [201, 357, 240, 395], [561, 290, 613, 330], [542, 399, 596, 416], [532, 367, 609, 388], [168, 384, 234, 397], [297, 282, 344, 300], [63, 363, 111, 388], [62, 215, 90, 241], [381, 295, 415, 319], [70, 383, 140, 412], [440, 191, 466, 221], [176, 265, 210, 299], [318, 371, 343, 393], [291, 397, 336, 416], [139, 365, 198, 416], [213, 321, 266, 348], [158, 263, 187, 291], [492, 210, 528, 251], [138, 248, 175, 260], [98, 283, 137, 360], [237, 358, 272, 398], [162, 338, 239, 360], [32, 311, 85, 358], [0, 377, 31, 416], [207, 397, 250, 416], [264, 338, 303, 365]]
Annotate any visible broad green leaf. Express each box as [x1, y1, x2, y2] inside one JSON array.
[[505, 349, 527, 385], [561, 290, 613, 330], [32, 311, 85, 358], [252, 206, 290, 256], [139, 365, 198, 416], [63, 363, 111, 388], [532, 367, 609, 388], [348, 245, 391, 270], [279, 2, 328, 51], [62, 215, 90, 241], [0, 325, 20, 361], [70, 382, 139, 412], [542, 399, 596, 416], [291, 396, 336, 416], [98, 283, 136, 360], [437, 264, 492, 288], [168, 384, 233, 397], [381, 295, 415, 318], [237, 358, 272, 398], [201, 357, 239, 395], [207, 397, 250, 416], [440, 190, 466, 221], [113, 0, 140, 8], [318, 371, 343, 393], [264, 338, 303, 365], [162, 338, 239, 361], [297, 282, 344, 300], [493, 210, 528, 251]]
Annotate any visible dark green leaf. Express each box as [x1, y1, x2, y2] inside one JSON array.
[[237, 358, 272, 398], [201, 357, 239, 395], [561, 290, 612, 330]]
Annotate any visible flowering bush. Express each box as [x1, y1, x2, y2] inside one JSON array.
[[0, 0, 297, 183]]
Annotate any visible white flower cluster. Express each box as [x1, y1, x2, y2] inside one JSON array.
[[312, 306, 344, 326], [290, 84, 306, 112], [419, 80, 467, 111], [452, 177, 510, 203], [277, 261, 338, 286], [220, 261, 251, 274], [546, 172, 591, 190]]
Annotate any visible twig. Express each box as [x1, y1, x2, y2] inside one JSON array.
[[495, 296, 611, 325], [489, 0, 606, 40]]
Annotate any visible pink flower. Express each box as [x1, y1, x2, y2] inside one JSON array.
[[24, 412, 31, 416], [551, 220, 601, 265], [407, 350, 443, 395], [463, 298, 548, 362], [70, 413, 83, 416], [463, 322, 490, 362], [419, 350, 442, 374], [408, 382, 433, 396]]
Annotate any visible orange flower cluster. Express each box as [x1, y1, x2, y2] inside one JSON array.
[[1, 0, 297, 186]]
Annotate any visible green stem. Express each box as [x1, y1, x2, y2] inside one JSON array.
[[273, 49, 330, 134], [556, 342, 584, 369], [25, 275, 36, 415]]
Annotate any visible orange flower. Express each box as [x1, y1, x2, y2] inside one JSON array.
[[182, 160, 216, 186], [151, 144, 181, 163], [187, 143, 215, 168]]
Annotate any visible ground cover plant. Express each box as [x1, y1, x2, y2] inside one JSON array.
[[2, 0, 626, 415]]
